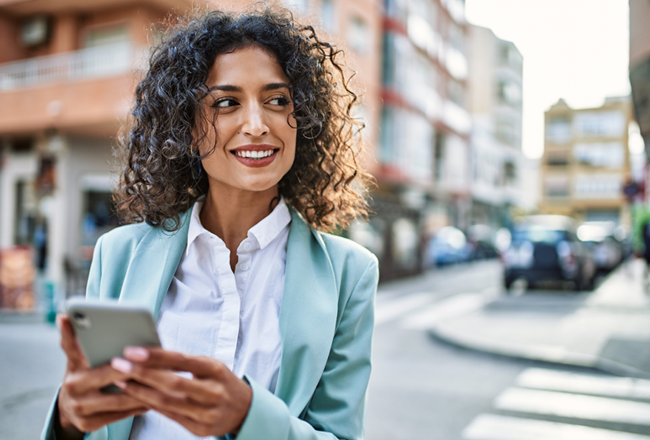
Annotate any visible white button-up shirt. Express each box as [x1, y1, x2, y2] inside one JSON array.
[[130, 197, 291, 440]]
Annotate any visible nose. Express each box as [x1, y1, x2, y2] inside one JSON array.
[[241, 102, 269, 137]]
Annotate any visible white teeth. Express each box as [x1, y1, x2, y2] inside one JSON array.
[[234, 150, 275, 159]]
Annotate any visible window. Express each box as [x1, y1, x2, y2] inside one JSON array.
[[347, 16, 370, 54], [497, 80, 521, 106], [573, 111, 626, 138], [83, 24, 129, 48], [546, 151, 569, 166], [10, 138, 34, 153], [496, 113, 519, 147], [21, 15, 50, 48], [546, 117, 571, 144], [504, 161, 516, 183], [448, 80, 465, 107], [380, 107, 394, 163], [544, 175, 569, 197], [573, 142, 624, 168], [434, 132, 445, 182], [573, 174, 622, 199], [321, 0, 337, 31], [282, 0, 308, 13]]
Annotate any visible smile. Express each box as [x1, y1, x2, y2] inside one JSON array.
[[233, 149, 276, 159], [230, 147, 280, 168]]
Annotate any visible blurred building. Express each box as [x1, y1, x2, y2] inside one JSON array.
[[629, 0, 650, 157], [0, 0, 192, 292], [0, 0, 384, 290], [367, 0, 469, 279], [466, 24, 525, 229], [540, 96, 633, 225]]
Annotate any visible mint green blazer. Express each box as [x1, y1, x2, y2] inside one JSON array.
[[41, 208, 378, 440]]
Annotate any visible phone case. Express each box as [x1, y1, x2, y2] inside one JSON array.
[[65, 298, 161, 369]]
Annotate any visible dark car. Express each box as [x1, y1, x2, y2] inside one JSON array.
[[502, 215, 596, 291]]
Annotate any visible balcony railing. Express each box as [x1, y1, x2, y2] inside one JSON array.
[[0, 43, 142, 91]]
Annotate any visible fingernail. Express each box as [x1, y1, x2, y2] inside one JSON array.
[[114, 380, 127, 389], [124, 346, 149, 362], [111, 357, 132, 373]]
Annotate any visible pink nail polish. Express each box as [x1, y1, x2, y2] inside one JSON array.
[[124, 346, 149, 361], [114, 380, 127, 389], [111, 357, 132, 373]]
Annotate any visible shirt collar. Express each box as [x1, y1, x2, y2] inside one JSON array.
[[186, 197, 291, 253], [248, 197, 291, 250]]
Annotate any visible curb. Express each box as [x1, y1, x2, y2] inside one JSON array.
[[429, 322, 650, 379]]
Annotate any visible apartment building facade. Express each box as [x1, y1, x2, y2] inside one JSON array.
[[466, 24, 525, 229], [0, 0, 196, 292], [629, 0, 650, 157], [0, 0, 385, 290], [370, 0, 469, 277], [540, 96, 633, 225]]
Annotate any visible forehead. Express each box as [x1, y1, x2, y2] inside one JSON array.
[[207, 46, 288, 86]]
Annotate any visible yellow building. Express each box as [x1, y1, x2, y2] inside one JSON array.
[[540, 96, 633, 225]]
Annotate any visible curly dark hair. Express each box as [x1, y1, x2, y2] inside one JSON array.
[[114, 5, 373, 232]]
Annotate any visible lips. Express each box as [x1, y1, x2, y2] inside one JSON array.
[[230, 144, 280, 168]]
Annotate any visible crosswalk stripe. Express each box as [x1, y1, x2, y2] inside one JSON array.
[[374, 292, 433, 325], [400, 292, 492, 329], [462, 414, 650, 440], [495, 387, 650, 426], [516, 368, 650, 399]]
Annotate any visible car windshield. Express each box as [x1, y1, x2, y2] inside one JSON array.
[[512, 227, 566, 243]]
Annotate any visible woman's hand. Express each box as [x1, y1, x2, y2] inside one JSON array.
[[110, 347, 253, 438], [55, 315, 150, 439]]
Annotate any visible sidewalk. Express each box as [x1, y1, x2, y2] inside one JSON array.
[[429, 258, 650, 378]]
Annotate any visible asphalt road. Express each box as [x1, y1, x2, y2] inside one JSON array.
[[366, 260, 650, 440], [2, 260, 650, 439]]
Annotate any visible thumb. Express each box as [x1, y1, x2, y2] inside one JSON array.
[[58, 314, 89, 370]]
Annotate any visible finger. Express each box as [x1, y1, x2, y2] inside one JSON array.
[[124, 347, 223, 378], [73, 392, 149, 417], [155, 408, 214, 438], [119, 380, 209, 423], [66, 364, 132, 395], [59, 315, 87, 370], [111, 358, 218, 405], [70, 407, 149, 434]]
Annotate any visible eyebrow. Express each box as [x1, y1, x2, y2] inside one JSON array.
[[207, 82, 291, 93]]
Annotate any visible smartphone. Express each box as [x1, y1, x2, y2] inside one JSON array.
[[65, 298, 161, 393]]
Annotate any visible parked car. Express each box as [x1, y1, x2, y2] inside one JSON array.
[[502, 215, 596, 291], [428, 226, 473, 266], [466, 224, 499, 260], [577, 221, 623, 273]]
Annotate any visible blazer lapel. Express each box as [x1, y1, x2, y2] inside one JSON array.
[[118, 211, 191, 321], [274, 210, 338, 415], [103, 213, 190, 440]]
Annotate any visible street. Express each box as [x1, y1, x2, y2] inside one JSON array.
[[367, 260, 650, 440], [2, 261, 650, 439]]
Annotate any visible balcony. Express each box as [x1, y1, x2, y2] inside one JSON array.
[[0, 43, 145, 135], [0, 43, 140, 91]]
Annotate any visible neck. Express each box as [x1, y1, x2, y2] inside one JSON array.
[[199, 183, 279, 267]]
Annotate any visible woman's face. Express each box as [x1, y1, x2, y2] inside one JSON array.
[[199, 46, 297, 195]]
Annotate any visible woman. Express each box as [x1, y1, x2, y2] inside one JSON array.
[[41, 6, 378, 440]]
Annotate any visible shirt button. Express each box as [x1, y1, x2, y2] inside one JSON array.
[[243, 242, 252, 251], [239, 263, 250, 271]]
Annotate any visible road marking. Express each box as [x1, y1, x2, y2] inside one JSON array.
[[462, 414, 650, 440], [495, 387, 650, 426], [400, 292, 493, 329], [516, 368, 650, 400], [374, 292, 434, 325]]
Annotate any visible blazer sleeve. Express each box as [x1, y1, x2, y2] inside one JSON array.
[[233, 257, 378, 440], [40, 236, 106, 440]]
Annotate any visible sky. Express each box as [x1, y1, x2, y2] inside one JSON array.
[[465, 0, 631, 159]]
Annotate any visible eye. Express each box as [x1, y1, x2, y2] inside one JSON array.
[[211, 98, 239, 109], [268, 96, 291, 107]]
